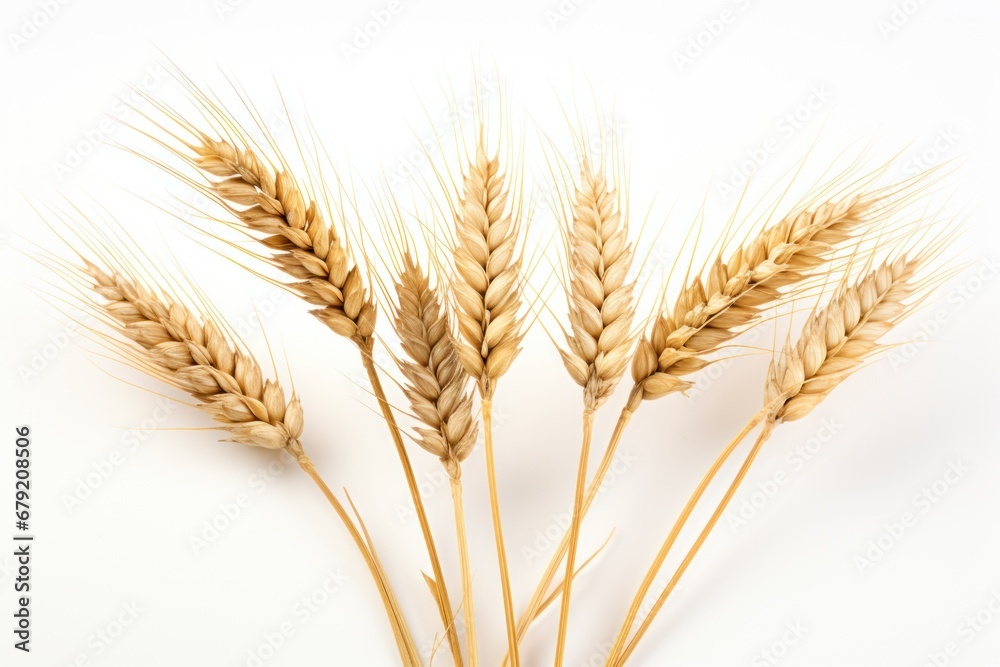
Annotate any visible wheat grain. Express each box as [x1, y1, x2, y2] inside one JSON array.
[[559, 162, 636, 411], [452, 136, 525, 397], [630, 194, 880, 406], [765, 254, 922, 421], [392, 253, 479, 479], [188, 136, 377, 343], [552, 156, 635, 665], [81, 258, 304, 449], [451, 132, 525, 666], [391, 250, 482, 664]]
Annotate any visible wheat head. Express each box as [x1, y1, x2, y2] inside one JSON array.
[[392, 253, 478, 480], [765, 253, 925, 422], [630, 193, 880, 408], [559, 162, 636, 411], [452, 136, 525, 397], [187, 135, 376, 345], [82, 258, 304, 450]]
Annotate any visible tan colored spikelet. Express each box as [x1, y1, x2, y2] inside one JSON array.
[[452, 135, 525, 396], [392, 254, 479, 480], [764, 254, 923, 422], [188, 135, 376, 343], [83, 259, 303, 450], [559, 162, 636, 410], [630, 193, 880, 406]]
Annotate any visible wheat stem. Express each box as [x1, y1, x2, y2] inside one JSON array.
[[610, 420, 777, 666], [554, 407, 595, 665], [360, 341, 463, 667], [290, 444, 422, 666], [604, 410, 771, 664], [450, 476, 479, 666], [483, 397, 520, 666], [507, 401, 634, 661]]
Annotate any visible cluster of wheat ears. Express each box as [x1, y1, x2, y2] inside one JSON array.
[[41, 70, 961, 665]]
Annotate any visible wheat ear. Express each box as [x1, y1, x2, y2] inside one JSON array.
[[392, 252, 480, 665], [609, 250, 948, 665], [452, 133, 525, 666], [164, 125, 462, 665], [554, 160, 635, 665], [73, 257, 420, 665], [512, 186, 892, 650], [629, 194, 880, 403]]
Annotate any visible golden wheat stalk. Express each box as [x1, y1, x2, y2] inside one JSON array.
[[512, 175, 908, 650], [141, 94, 464, 665], [452, 132, 526, 666], [553, 157, 635, 664], [608, 245, 951, 665], [391, 252, 481, 665], [63, 251, 421, 665]]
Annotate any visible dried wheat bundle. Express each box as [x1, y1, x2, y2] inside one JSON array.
[[44, 71, 965, 667]]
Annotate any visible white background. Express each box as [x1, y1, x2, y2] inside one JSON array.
[[2, 0, 1000, 665]]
